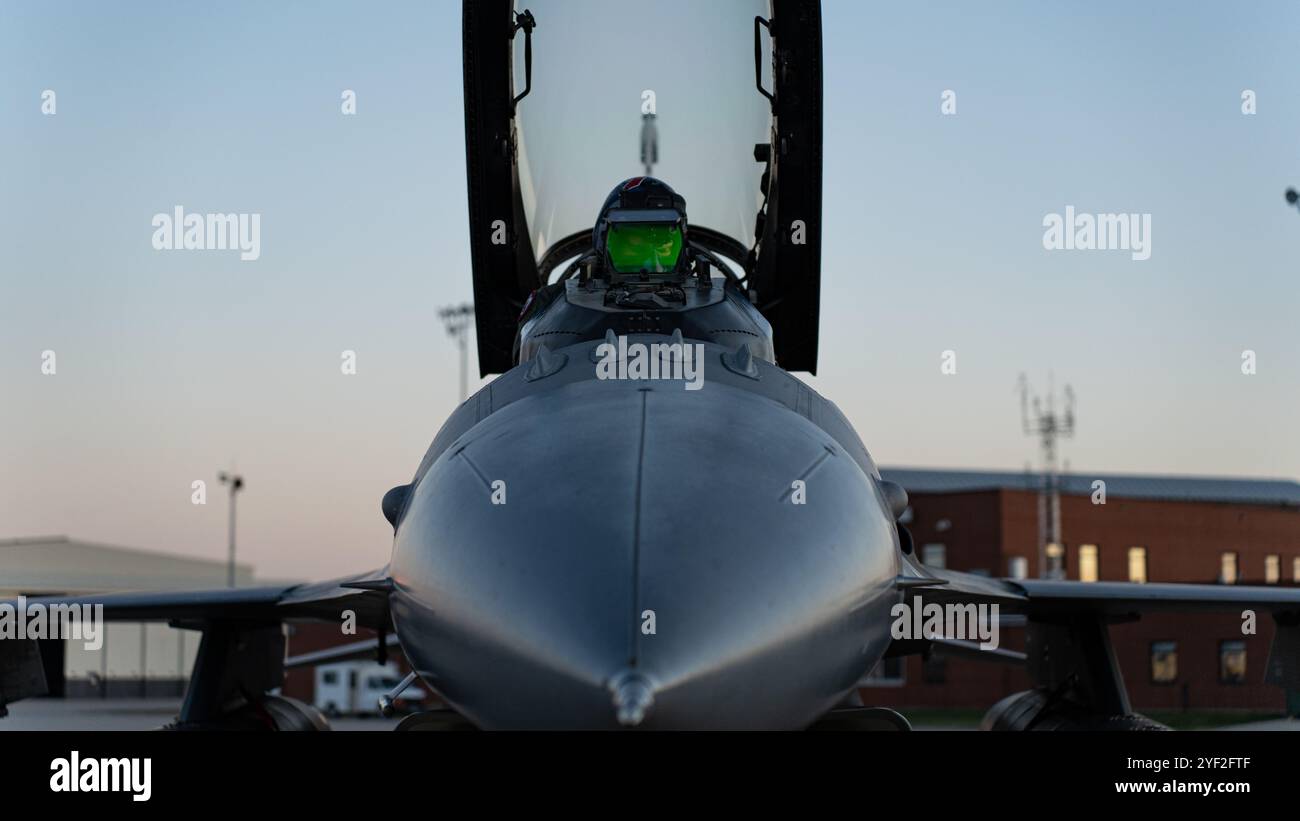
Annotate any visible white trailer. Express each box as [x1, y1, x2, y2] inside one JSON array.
[[314, 661, 425, 717]]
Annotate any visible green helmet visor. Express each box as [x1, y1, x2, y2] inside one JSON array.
[[605, 222, 683, 274]]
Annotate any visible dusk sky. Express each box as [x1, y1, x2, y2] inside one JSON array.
[[3, 1, 1298, 581]]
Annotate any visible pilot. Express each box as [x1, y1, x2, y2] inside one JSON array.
[[515, 176, 693, 360], [592, 176, 689, 278]]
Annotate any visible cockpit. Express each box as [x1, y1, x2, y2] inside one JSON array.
[[462, 1, 824, 373]]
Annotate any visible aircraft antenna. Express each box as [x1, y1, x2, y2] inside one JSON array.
[[1016, 373, 1075, 579], [640, 111, 658, 176]]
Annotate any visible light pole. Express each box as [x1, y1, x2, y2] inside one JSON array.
[[438, 303, 475, 403], [218, 471, 244, 588]]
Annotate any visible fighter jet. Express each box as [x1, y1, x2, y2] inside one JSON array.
[[3, 0, 1299, 731]]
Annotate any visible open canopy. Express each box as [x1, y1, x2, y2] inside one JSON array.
[[463, 0, 823, 374]]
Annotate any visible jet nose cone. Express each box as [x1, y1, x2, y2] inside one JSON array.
[[391, 371, 897, 729], [609, 670, 656, 727]]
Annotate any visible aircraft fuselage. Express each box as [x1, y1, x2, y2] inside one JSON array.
[[387, 279, 902, 728]]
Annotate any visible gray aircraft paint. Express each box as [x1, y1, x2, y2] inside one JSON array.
[[389, 335, 901, 729]]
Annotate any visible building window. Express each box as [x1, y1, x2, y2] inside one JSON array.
[[922, 655, 947, 684], [922, 543, 946, 569], [1219, 640, 1247, 684], [1128, 547, 1147, 583], [1219, 552, 1238, 585], [860, 656, 905, 687], [1294, 557, 1300, 582], [1078, 544, 1099, 583], [1151, 641, 1178, 684], [1265, 555, 1280, 585], [1008, 556, 1028, 580]]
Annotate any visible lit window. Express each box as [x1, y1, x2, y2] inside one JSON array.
[[1008, 556, 1028, 580], [1265, 555, 1280, 585], [1294, 557, 1300, 582], [1078, 544, 1099, 583], [1219, 552, 1238, 585], [1045, 543, 1065, 579], [1128, 547, 1147, 584], [922, 543, 946, 569], [1151, 641, 1177, 684], [1219, 640, 1247, 684]]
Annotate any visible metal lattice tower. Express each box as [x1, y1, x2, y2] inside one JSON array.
[[1017, 374, 1075, 579]]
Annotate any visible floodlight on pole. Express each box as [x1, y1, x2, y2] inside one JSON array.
[[218, 471, 244, 588], [438, 303, 475, 403]]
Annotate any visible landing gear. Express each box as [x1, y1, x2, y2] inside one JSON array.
[[162, 695, 331, 731], [394, 709, 478, 731], [807, 706, 912, 731]]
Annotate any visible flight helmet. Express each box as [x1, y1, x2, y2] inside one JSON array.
[[593, 177, 688, 277]]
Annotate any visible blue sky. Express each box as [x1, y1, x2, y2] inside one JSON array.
[[2, 1, 1298, 579]]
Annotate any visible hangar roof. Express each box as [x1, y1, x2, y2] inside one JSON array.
[[0, 535, 258, 595], [880, 467, 1300, 509]]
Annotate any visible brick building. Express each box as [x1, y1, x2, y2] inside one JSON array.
[[866, 468, 1300, 714]]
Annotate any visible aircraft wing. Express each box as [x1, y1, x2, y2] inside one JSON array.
[[0, 568, 395, 725], [3, 567, 392, 629], [908, 561, 1300, 616], [1012, 577, 1300, 615], [892, 557, 1300, 728]]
